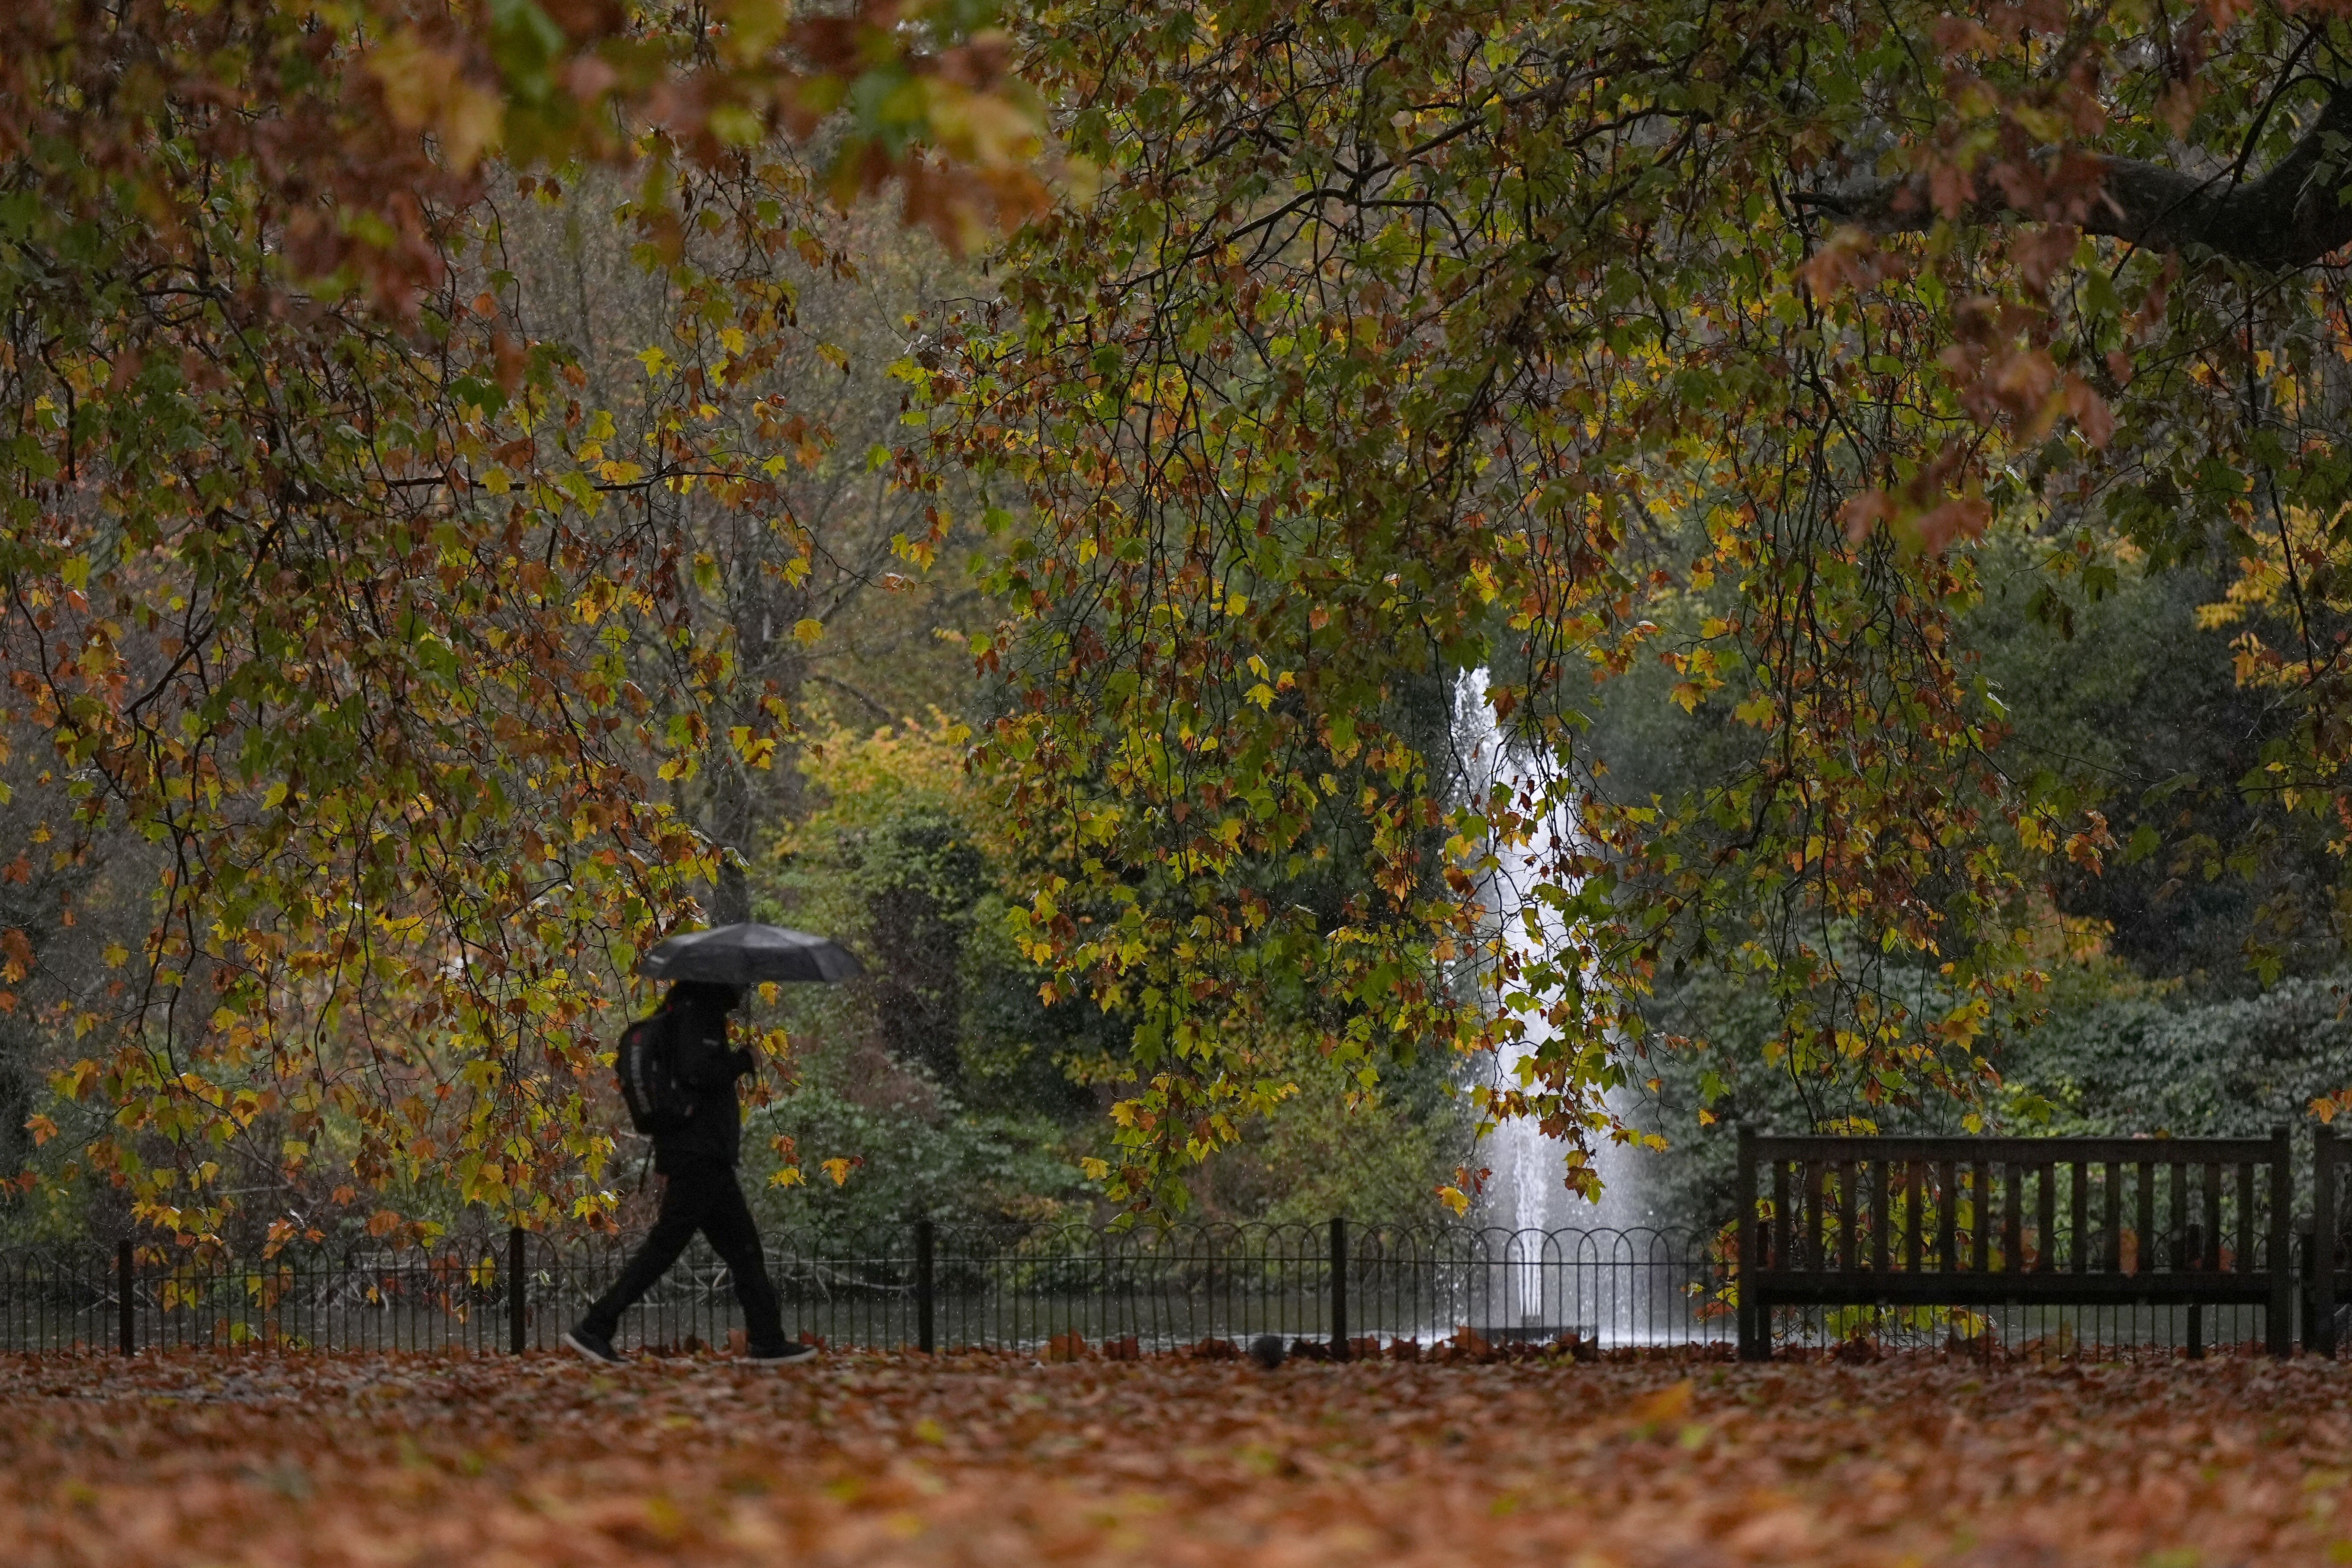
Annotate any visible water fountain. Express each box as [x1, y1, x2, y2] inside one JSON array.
[[1455, 672, 1660, 1342]]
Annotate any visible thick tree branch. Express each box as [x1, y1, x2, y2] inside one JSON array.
[[1805, 84, 2352, 270]]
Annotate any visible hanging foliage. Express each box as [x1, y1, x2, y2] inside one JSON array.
[[0, 0, 1048, 1237], [916, 0, 2352, 1208]]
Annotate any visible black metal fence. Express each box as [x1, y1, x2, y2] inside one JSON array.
[[0, 1221, 1731, 1356], [9, 1214, 2352, 1361]]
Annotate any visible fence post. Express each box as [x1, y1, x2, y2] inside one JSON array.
[[1731, 1128, 1750, 1363], [1735, 1124, 1766, 1361], [508, 1224, 527, 1355], [2268, 1125, 2293, 1356], [2318, 1125, 2339, 1357], [117, 1238, 134, 1357], [1329, 1216, 1349, 1360], [915, 1217, 935, 1354]]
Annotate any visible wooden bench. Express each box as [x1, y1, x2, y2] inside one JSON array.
[[1735, 1128, 2293, 1359]]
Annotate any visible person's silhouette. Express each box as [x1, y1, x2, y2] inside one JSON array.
[[564, 981, 810, 1364]]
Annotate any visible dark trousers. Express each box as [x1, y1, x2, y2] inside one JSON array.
[[581, 1158, 786, 1350]]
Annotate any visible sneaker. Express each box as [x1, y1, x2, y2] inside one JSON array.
[[563, 1327, 626, 1365], [745, 1341, 819, 1365]]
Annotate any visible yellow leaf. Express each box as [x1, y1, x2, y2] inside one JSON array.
[[717, 0, 791, 60], [368, 28, 504, 170], [920, 79, 1047, 170]]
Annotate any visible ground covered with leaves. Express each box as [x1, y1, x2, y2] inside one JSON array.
[[4, 1348, 2350, 1565]]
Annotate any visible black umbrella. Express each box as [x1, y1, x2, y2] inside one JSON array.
[[636, 922, 864, 986]]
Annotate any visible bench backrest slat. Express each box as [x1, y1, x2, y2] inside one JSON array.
[[1871, 1160, 1890, 1274], [2237, 1160, 2255, 1270], [2002, 1161, 2022, 1272], [2204, 1160, 2222, 1271], [1972, 1163, 1991, 1273], [2070, 1162, 2089, 1274], [1937, 1160, 1956, 1269], [1903, 1163, 1923, 1272], [1836, 1160, 1855, 1272], [2137, 1161, 2154, 1275], [2168, 1163, 2187, 1269]]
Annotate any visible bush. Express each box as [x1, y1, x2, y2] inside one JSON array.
[[1621, 966, 2352, 1233], [743, 1080, 1088, 1249], [2002, 973, 2352, 1139]]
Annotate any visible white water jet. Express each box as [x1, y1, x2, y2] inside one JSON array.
[[1456, 672, 1658, 1333]]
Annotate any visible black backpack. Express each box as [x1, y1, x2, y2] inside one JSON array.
[[614, 1003, 696, 1136]]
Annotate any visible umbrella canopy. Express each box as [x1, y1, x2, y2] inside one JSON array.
[[636, 923, 864, 986]]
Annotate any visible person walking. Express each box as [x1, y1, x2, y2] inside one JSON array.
[[564, 980, 814, 1365]]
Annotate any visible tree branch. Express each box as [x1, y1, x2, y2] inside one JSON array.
[[1803, 84, 2352, 270]]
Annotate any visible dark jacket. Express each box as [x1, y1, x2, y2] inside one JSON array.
[[652, 985, 753, 1173]]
